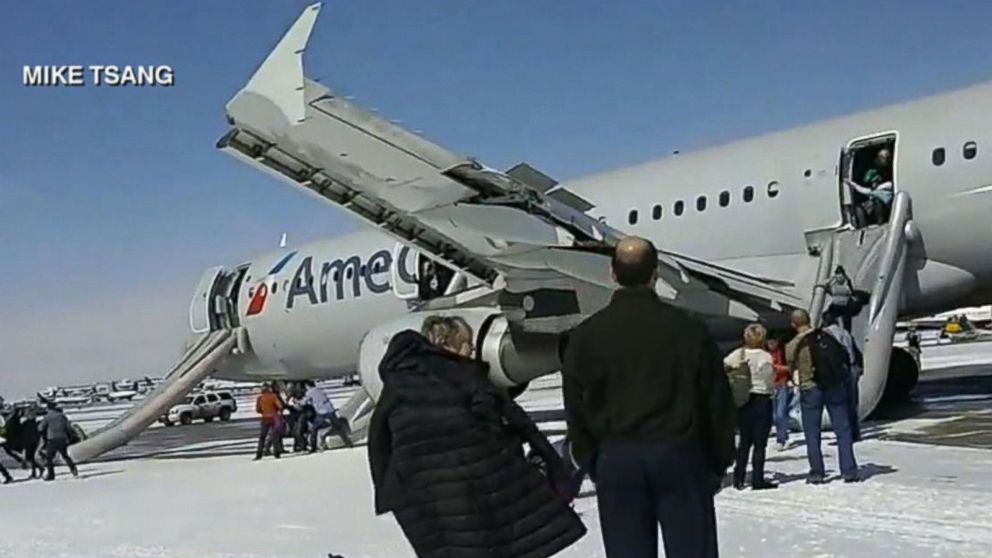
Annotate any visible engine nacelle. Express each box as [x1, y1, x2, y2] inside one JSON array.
[[358, 309, 562, 403]]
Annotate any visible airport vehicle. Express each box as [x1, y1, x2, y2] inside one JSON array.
[[69, 3, 992, 460], [160, 391, 236, 427]]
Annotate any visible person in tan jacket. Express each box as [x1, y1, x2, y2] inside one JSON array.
[[254, 383, 283, 460], [785, 309, 859, 484]]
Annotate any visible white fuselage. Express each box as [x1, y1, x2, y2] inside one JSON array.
[[211, 81, 992, 381]]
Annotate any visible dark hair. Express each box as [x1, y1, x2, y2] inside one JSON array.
[[822, 308, 841, 325], [611, 243, 658, 287]]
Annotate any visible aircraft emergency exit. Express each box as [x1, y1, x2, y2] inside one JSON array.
[[70, 2, 992, 461]]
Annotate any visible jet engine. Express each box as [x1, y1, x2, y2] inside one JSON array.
[[358, 308, 563, 403]]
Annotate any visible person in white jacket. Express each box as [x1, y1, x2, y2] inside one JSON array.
[[724, 323, 777, 490]]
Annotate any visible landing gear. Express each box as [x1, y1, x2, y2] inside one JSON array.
[[881, 346, 920, 403]]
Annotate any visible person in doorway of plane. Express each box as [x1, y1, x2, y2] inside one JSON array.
[[846, 148, 894, 226]]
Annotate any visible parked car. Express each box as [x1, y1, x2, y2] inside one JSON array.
[[160, 391, 237, 426]]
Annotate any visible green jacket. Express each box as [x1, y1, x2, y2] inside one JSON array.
[[562, 286, 737, 475]]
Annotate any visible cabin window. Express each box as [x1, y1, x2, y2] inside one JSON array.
[[964, 141, 978, 160], [767, 180, 780, 198], [803, 169, 812, 178], [628, 209, 639, 225], [652, 204, 662, 220], [674, 200, 685, 216], [932, 147, 945, 166], [719, 190, 730, 207], [743, 185, 755, 203], [696, 195, 707, 212]]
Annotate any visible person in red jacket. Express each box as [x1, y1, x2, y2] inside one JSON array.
[[768, 337, 793, 451], [254, 383, 283, 460]]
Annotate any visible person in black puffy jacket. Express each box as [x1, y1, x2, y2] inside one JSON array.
[[368, 316, 586, 558]]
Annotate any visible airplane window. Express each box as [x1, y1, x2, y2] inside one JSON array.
[[964, 141, 978, 160], [696, 195, 707, 212], [803, 169, 812, 178], [743, 185, 754, 203], [719, 190, 730, 207], [674, 200, 684, 216], [628, 209, 639, 225], [932, 148, 945, 166], [767, 180, 780, 198], [652, 204, 662, 220]]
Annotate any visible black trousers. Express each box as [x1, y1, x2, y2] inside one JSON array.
[[0, 460, 12, 482], [44, 439, 77, 479], [735, 394, 773, 486], [255, 419, 282, 459], [595, 440, 718, 558]]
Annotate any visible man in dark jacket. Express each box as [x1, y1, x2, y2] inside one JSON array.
[[369, 322, 585, 558], [38, 403, 79, 481], [563, 236, 737, 558]]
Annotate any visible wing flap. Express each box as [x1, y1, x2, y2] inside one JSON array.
[[220, 4, 803, 325]]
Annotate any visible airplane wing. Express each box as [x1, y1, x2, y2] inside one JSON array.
[[218, 3, 803, 328]]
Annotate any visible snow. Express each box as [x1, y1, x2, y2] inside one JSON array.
[[1, 437, 990, 557], [4, 387, 992, 557], [5, 350, 992, 557]]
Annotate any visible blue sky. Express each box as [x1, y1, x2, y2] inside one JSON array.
[[2, 0, 991, 396]]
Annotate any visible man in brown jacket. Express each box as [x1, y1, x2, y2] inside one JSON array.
[[786, 309, 859, 484], [254, 383, 283, 460]]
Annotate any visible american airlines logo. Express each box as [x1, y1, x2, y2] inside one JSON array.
[[245, 247, 418, 316]]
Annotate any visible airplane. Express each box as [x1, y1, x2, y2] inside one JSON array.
[[68, 3, 992, 460]]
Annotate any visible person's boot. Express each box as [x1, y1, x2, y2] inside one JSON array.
[[752, 479, 779, 490], [806, 473, 825, 485], [732, 473, 746, 490]]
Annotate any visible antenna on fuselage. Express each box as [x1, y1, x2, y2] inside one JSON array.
[[279, 233, 288, 248]]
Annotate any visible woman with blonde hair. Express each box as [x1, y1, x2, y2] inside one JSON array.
[[723, 322, 777, 490], [369, 315, 586, 557]]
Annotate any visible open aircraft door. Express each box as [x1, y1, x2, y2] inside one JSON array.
[[189, 266, 226, 334]]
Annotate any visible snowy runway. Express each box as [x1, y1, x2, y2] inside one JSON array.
[[3, 345, 992, 557], [1, 437, 989, 558]]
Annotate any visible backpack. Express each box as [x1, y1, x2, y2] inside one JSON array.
[[800, 329, 850, 388], [724, 348, 753, 408]]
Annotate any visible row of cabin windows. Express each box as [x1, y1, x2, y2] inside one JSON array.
[[932, 141, 978, 166], [629, 181, 778, 225]]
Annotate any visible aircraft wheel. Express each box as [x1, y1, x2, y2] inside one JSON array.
[[882, 346, 920, 403], [507, 382, 530, 400]]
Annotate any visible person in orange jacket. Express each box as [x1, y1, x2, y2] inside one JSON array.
[[254, 383, 283, 460]]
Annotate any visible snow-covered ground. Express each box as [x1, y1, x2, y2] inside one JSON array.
[[2, 371, 991, 557], [1, 435, 989, 557]]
